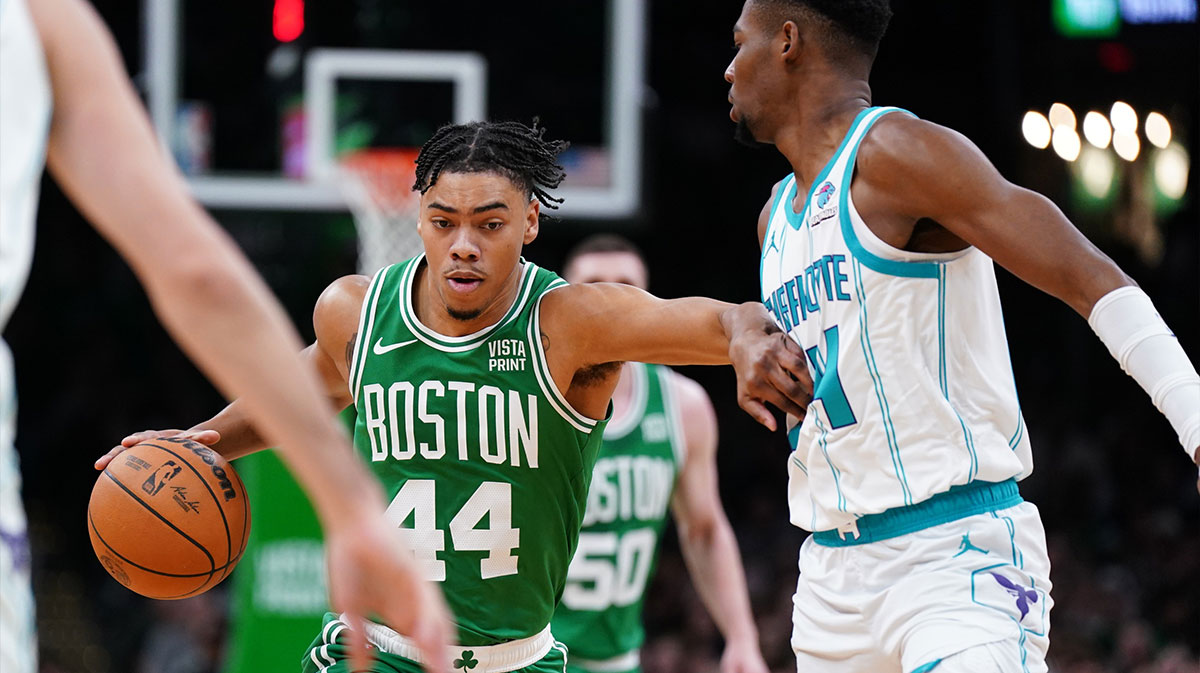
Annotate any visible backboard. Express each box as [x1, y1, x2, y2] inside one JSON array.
[[144, 0, 646, 218]]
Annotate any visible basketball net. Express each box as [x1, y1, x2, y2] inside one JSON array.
[[337, 148, 424, 276]]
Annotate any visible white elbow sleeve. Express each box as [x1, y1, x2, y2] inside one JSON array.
[[1088, 286, 1200, 456]]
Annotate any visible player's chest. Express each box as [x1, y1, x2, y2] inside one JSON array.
[[760, 205, 858, 348]]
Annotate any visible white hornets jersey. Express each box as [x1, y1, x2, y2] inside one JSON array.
[[760, 107, 1031, 534], [1, 0, 51, 529], [0, 1, 51, 669], [1, 0, 51, 332]]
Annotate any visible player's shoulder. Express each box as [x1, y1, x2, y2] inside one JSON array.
[[539, 279, 632, 315], [314, 274, 371, 331], [319, 274, 371, 305], [859, 113, 981, 177]]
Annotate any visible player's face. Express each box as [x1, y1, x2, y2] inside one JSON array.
[[418, 171, 539, 322], [726, 0, 781, 145], [564, 252, 648, 290]]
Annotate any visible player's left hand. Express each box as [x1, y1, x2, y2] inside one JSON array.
[[719, 637, 771, 673]]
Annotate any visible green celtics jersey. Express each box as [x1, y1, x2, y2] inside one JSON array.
[[550, 363, 684, 662], [348, 255, 608, 647]]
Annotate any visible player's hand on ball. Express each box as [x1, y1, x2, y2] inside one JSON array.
[[325, 514, 455, 673], [725, 303, 812, 431], [94, 428, 221, 470]]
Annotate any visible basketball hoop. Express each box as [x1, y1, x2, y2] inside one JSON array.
[[337, 148, 424, 276]]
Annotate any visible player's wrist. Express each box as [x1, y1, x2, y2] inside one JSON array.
[[720, 301, 774, 337], [722, 624, 761, 650]]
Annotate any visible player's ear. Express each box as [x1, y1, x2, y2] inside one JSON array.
[[523, 199, 540, 244], [780, 20, 801, 62]]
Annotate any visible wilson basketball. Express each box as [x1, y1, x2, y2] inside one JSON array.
[[88, 437, 250, 600]]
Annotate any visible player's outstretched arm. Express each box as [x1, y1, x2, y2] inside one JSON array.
[[34, 1, 452, 666], [668, 375, 768, 673], [859, 115, 1200, 464], [540, 283, 811, 429]]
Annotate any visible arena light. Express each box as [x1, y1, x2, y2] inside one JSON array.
[[1113, 130, 1141, 162], [1145, 112, 1172, 149], [1110, 101, 1138, 134], [1052, 125, 1082, 161], [1153, 143, 1189, 200], [273, 0, 305, 43], [1078, 147, 1116, 199], [1022, 111, 1052, 149], [1049, 103, 1077, 130], [1082, 111, 1113, 149]]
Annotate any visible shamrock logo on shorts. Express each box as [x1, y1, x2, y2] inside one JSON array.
[[454, 650, 478, 671]]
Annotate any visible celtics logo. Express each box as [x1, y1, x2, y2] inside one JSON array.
[[453, 650, 478, 671]]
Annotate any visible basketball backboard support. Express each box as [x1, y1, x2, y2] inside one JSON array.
[[143, 0, 646, 218]]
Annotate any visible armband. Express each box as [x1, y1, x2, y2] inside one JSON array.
[[1088, 286, 1200, 457]]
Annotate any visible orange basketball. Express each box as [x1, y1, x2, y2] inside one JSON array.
[[88, 437, 250, 600]]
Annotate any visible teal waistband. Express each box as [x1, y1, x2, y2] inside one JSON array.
[[812, 479, 1022, 547]]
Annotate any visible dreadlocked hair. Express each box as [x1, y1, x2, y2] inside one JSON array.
[[412, 120, 570, 218]]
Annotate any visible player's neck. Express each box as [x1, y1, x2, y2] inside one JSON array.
[[775, 79, 871, 193]]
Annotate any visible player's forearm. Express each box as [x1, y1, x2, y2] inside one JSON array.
[[621, 296, 736, 366], [677, 515, 760, 646]]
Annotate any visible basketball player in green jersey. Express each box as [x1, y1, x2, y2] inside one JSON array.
[[102, 120, 806, 673], [551, 236, 768, 673]]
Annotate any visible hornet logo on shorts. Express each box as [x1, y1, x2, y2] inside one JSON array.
[[142, 460, 182, 497], [809, 181, 838, 227], [990, 572, 1038, 620]]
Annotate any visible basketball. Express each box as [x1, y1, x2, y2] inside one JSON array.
[[87, 437, 250, 600]]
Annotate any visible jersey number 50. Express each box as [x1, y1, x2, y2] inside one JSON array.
[[561, 529, 656, 611], [385, 479, 519, 581]]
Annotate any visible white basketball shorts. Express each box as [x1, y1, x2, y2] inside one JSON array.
[[792, 499, 1052, 673]]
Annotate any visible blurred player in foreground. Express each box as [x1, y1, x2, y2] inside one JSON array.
[[98, 120, 799, 672], [1, 0, 450, 670], [723, 0, 1200, 671], [552, 235, 768, 673]]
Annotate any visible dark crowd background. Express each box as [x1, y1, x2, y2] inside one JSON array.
[[5, 1, 1198, 672]]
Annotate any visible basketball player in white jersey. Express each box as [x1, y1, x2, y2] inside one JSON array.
[[721, 1, 1200, 671], [557, 235, 768, 673], [1, 0, 451, 670]]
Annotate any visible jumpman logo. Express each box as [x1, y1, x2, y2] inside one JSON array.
[[953, 533, 988, 557], [990, 572, 1039, 620]]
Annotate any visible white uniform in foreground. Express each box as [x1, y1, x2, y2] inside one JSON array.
[[0, 0, 52, 669]]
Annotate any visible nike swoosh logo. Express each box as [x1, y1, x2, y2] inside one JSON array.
[[373, 337, 418, 355]]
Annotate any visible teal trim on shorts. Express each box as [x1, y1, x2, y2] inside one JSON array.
[[910, 660, 943, 673], [812, 479, 1022, 547]]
